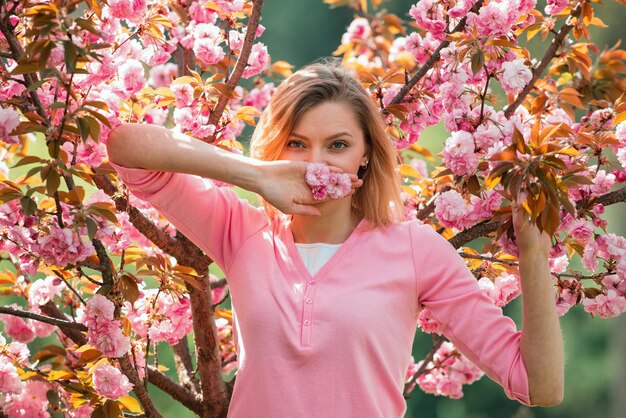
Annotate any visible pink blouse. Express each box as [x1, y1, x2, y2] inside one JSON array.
[[110, 161, 531, 417]]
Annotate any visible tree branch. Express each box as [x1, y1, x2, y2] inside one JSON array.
[[0, 12, 49, 123], [594, 185, 626, 207], [389, 0, 485, 106], [172, 337, 201, 393], [447, 186, 626, 249], [147, 366, 203, 414], [504, 5, 582, 119], [91, 173, 212, 269], [186, 274, 230, 417], [0, 306, 87, 330], [119, 355, 163, 418], [207, 0, 265, 133], [404, 334, 446, 396]]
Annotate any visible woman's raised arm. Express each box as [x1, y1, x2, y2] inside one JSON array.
[[106, 123, 260, 191], [106, 123, 355, 216]]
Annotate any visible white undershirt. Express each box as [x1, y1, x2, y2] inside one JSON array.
[[295, 243, 342, 276]]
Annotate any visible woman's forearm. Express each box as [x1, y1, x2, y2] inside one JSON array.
[[106, 123, 262, 192], [518, 245, 564, 406]]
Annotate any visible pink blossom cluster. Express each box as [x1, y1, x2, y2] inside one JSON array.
[[407, 342, 484, 398], [341, 17, 371, 44], [583, 274, 626, 318], [556, 285, 579, 316], [0, 107, 20, 144], [80, 294, 130, 358], [61, 138, 108, 167], [304, 163, 352, 200], [33, 224, 95, 267], [434, 189, 502, 230], [477, 273, 521, 307], [417, 308, 443, 334], [123, 289, 194, 345], [85, 190, 152, 254], [242, 43, 270, 78], [107, 0, 147, 20], [0, 379, 51, 418], [243, 82, 276, 111], [92, 362, 134, 399], [441, 130, 479, 175], [28, 275, 62, 307], [500, 59, 533, 95]]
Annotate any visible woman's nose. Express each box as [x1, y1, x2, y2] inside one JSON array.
[[307, 148, 324, 164]]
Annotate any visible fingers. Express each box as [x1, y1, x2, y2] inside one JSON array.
[[291, 203, 322, 217]]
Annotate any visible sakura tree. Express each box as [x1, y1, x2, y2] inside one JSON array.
[[0, 0, 625, 416]]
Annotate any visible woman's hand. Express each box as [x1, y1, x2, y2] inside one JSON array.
[[254, 160, 363, 216], [511, 197, 552, 256]]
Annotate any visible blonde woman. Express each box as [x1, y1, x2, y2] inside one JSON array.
[[107, 61, 563, 417]]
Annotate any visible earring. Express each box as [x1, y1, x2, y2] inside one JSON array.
[[361, 159, 369, 169]]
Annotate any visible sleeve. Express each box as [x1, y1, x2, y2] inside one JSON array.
[[411, 223, 531, 406], [109, 160, 268, 272]]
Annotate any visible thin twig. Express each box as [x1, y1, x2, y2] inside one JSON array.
[[389, 0, 485, 106], [207, 0, 265, 135], [0, 306, 87, 331], [503, 5, 582, 119], [459, 252, 519, 266]]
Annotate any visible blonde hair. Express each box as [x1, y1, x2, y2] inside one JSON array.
[[250, 59, 402, 227]]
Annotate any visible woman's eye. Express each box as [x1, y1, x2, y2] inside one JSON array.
[[330, 141, 348, 150], [287, 140, 304, 148]]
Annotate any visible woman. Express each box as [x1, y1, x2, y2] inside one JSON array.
[[107, 61, 563, 417]]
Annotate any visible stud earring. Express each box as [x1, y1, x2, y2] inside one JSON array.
[[361, 159, 369, 169]]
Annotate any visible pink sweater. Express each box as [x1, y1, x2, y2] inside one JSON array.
[[110, 161, 531, 417]]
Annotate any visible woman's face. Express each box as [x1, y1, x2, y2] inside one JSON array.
[[278, 101, 369, 176]]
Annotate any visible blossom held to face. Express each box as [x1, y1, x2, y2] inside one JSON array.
[[304, 163, 351, 200], [92, 363, 134, 399]]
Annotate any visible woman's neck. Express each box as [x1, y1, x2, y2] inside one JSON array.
[[290, 205, 361, 244]]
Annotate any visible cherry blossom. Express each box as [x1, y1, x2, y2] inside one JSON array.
[[92, 363, 134, 399], [0, 107, 20, 145], [304, 163, 351, 200]]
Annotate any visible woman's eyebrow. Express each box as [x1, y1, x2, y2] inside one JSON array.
[[290, 132, 353, 140]]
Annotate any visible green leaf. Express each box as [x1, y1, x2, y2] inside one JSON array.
[[120, 274, 139, 305], [20, 196, 37, 217], [11, 155, 43, 169], [10, 61, 40, 75], [76, 117, 89, 142], [63, 41, 78, 73], [83, 115, 101, 142], [46, 170, 61, 196], [96, 285, 112, 296], [471, 51, 485, 75], [0, 189, 22, 203], [75, 18, 101, 35], [86, 217, 99, 240]]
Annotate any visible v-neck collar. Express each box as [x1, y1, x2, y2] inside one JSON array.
[[282, 217, 368, 282]]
